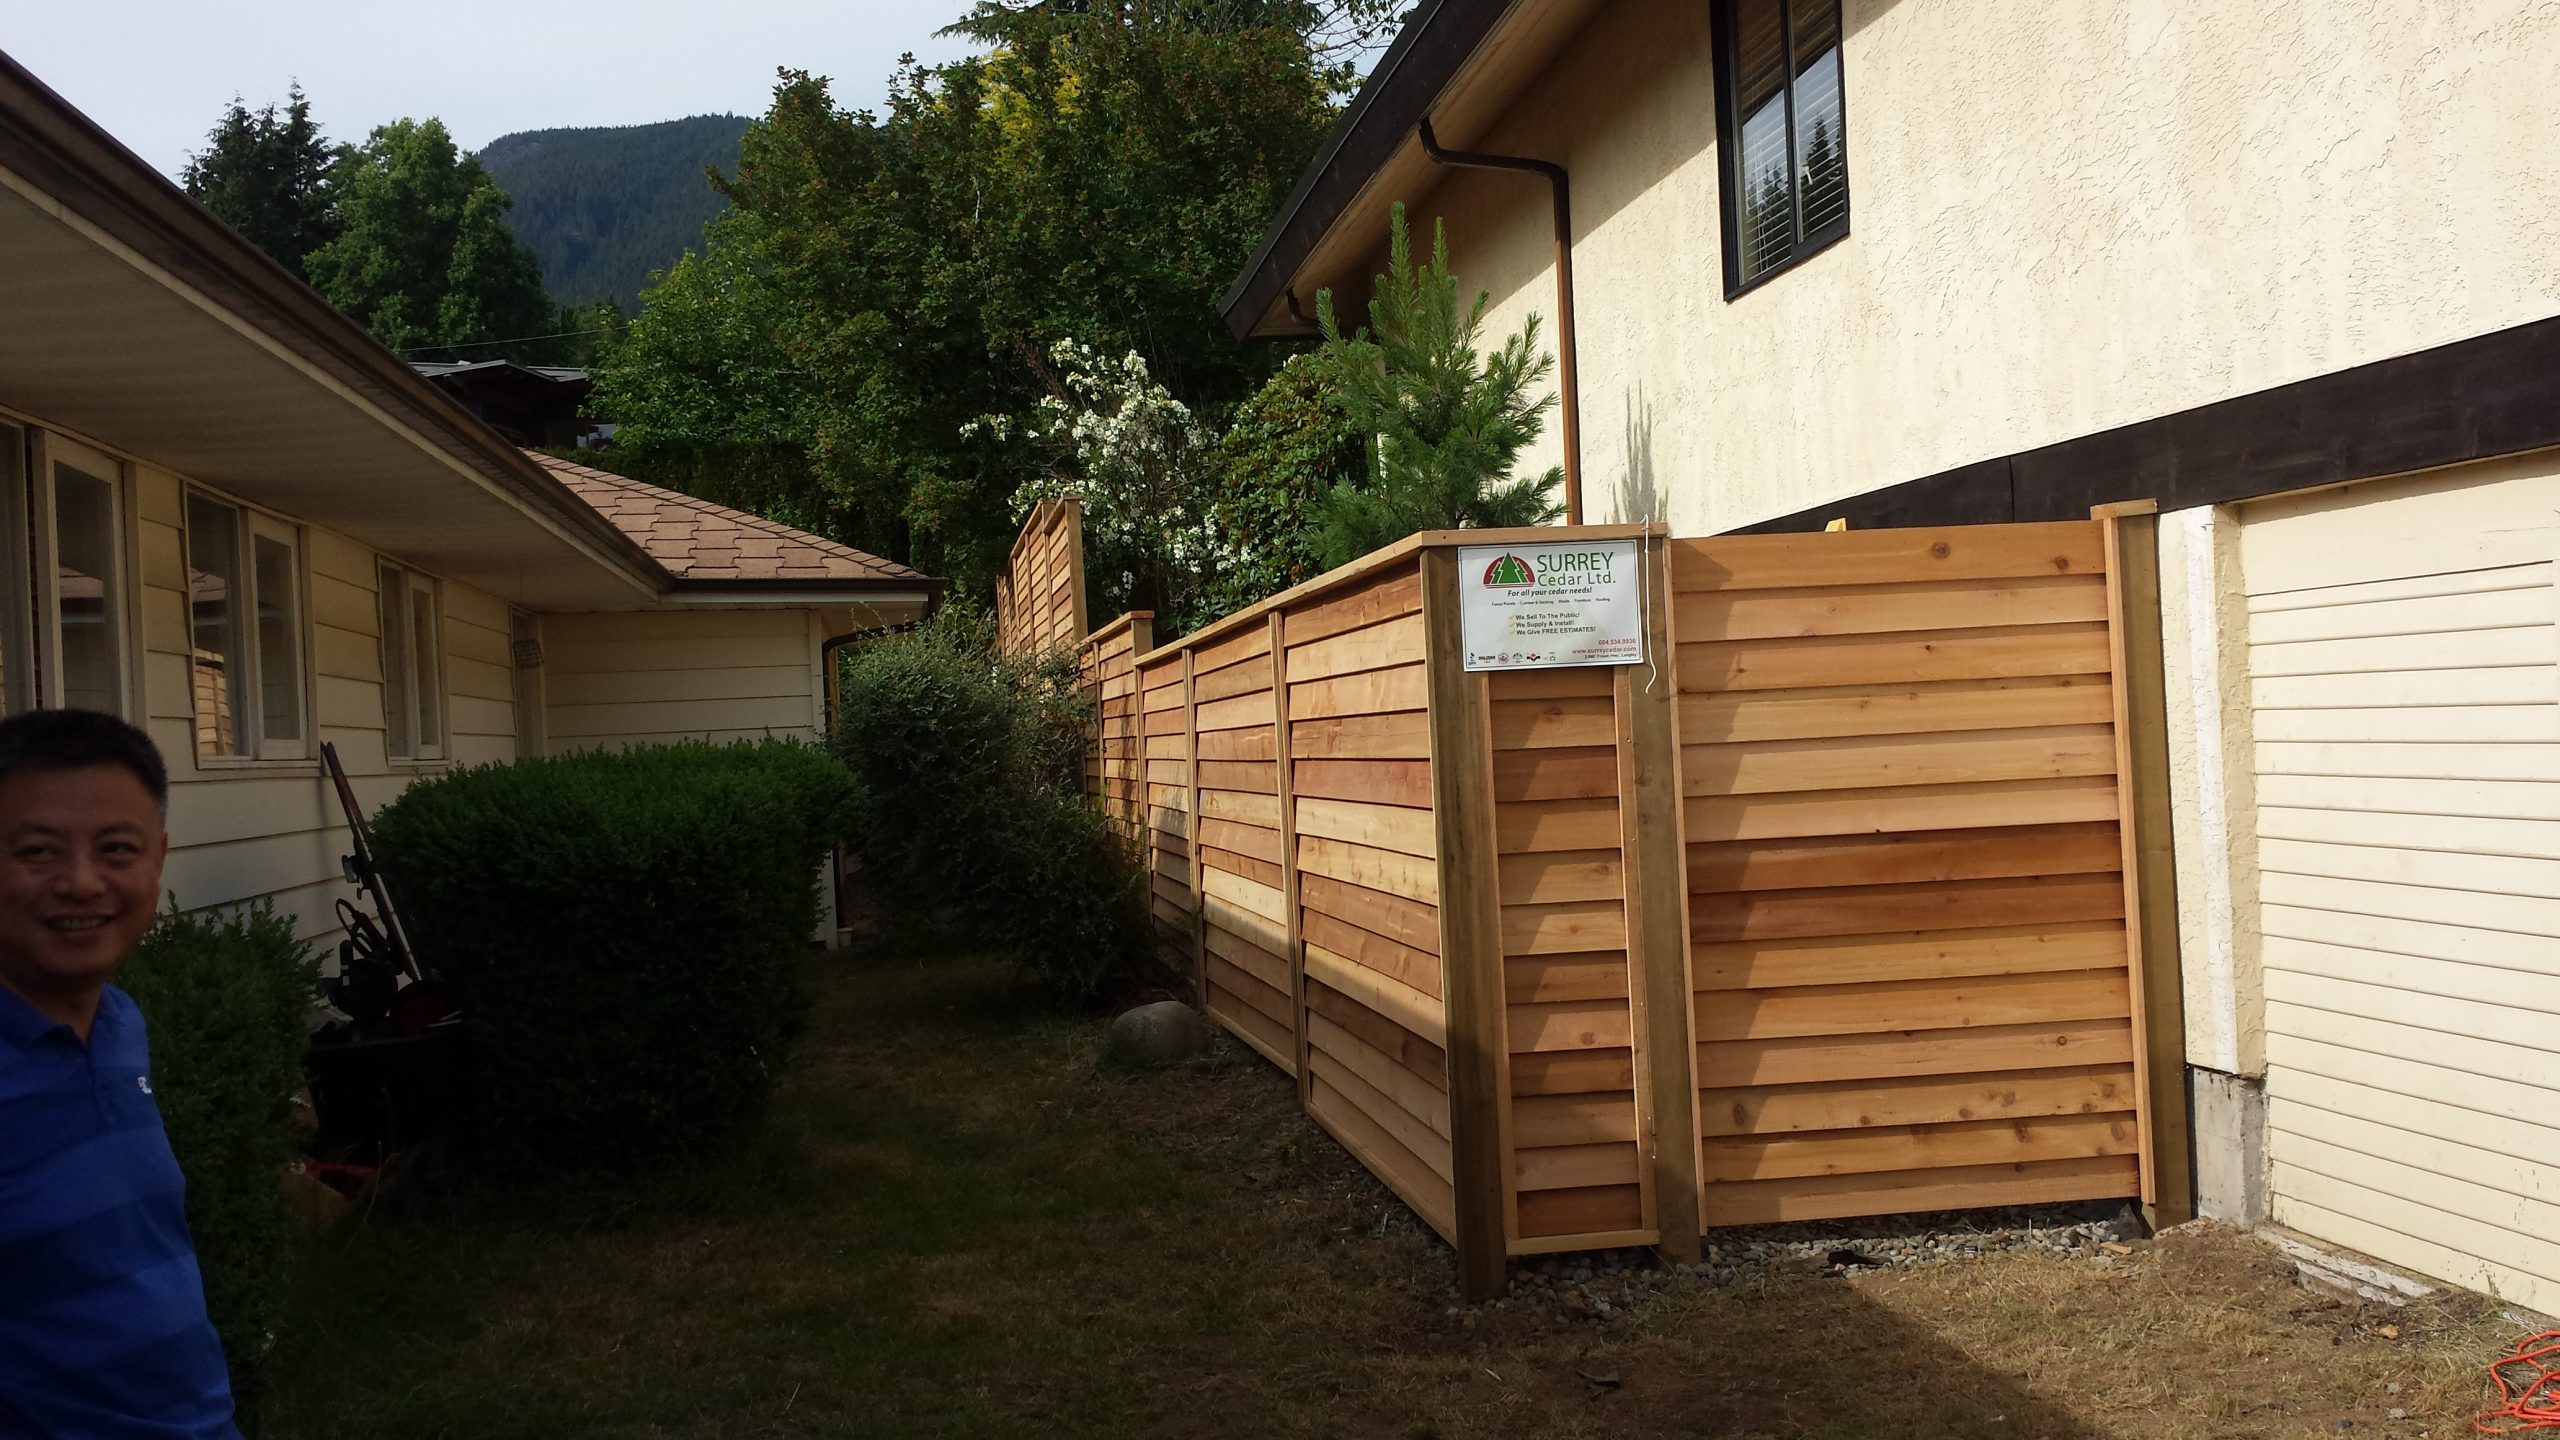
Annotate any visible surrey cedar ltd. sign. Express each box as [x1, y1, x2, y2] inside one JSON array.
[[1455, 539, 1645, 672]]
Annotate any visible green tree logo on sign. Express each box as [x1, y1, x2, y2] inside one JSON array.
[[1482, 553, 1536, 588]]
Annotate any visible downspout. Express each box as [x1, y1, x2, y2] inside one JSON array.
[[1416, 117, 1583, 525]]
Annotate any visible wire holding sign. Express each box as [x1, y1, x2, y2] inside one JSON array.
[[1456, 539, 1646, 671]]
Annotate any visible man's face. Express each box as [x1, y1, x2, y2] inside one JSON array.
[[0, 764, 167, 1006]]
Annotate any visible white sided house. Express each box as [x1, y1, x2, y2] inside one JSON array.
[[1226, 1, 2560, 1310], [0, 54, 938, 949]]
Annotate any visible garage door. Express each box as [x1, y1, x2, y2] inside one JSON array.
[[2239, 452, 2560, 1314]]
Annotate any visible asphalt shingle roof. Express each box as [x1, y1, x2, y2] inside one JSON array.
[[528, 452, 926, 587]]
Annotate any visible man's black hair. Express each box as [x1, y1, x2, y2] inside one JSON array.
[[0, 709, 169, 811]]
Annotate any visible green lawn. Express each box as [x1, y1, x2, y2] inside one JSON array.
[[264, 953, 2514, 1439]]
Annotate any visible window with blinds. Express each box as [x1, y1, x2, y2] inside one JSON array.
[[1717, 0, 1849, 293]]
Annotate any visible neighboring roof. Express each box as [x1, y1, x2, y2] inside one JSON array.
[[528, 452, 935, 592], [1219, 0, 1608, 340], [411, 360, 592, 385]]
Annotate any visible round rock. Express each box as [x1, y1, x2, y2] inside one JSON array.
[[1111, 1001, 1208, 1067]]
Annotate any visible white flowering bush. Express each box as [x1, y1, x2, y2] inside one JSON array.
[[973, 340, 1226, 625]]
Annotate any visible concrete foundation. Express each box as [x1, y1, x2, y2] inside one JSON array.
[[2190, 1067, 2267, 1225]]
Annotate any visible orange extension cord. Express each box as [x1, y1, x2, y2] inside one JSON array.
[[2476, 1332, 2560, 1433]]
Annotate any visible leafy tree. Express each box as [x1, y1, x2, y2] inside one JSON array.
[[180, 84, 338, 277], [303, 118, 567, 363], [592, 4, 1337, 592], [1311, 204, 1564, 565], [1198, 351, 1363, 618]]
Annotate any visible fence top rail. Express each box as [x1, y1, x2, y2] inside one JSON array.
[[1084, 610, 1155, 644], [1131, 521, 1663, 667]]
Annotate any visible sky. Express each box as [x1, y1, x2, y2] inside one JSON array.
[[5, 1, 985, 179]]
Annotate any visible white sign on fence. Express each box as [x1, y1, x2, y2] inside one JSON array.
[[1456, 539, 1645, 672]]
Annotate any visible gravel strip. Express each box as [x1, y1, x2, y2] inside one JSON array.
[[1453, 1202, 2150, 1325]]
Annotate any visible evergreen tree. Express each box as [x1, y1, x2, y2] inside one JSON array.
[[180, 84, 338, 277], [1310, 204, 1564, 565], [303, 119, 564, 363]]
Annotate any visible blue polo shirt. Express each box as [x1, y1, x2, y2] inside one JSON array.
[[0, 984, 240, 1439]]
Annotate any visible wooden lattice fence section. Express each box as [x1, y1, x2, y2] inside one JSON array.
[[995, 514, 2183, 1299]]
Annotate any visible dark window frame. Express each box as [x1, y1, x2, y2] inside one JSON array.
[[1713, 0, 1853, 299]]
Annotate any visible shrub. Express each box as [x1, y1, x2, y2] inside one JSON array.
[[1197, 351, 1366, 623], [369, 740, 860, 1173], [833, 611, 1158, 1001], [119, 902, 320, 1419]]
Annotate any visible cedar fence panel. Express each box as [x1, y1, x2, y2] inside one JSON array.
[[994, 515, 2177, 1300], [996, 499, 1086, 656]]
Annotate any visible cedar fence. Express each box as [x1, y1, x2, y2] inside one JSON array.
[[1001, 512, 2189, 1299]]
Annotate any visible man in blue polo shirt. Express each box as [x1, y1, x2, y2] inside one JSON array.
[[0, 709, 240, 1439]]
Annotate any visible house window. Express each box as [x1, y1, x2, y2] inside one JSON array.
[[0, 421, 25, 714], [1716, 0, 1850, 293], [39, 438, 131, 716], [184, 491, 309, 759], [378, 562, 444, 760]]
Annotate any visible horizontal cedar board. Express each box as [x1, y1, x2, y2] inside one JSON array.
[[1306, 1011, 1451, 1141], [1502, 898, 1627, 956], [1499, 848, 1625, 905], [1497, 796, 1623, 854], [1199, 892, 1282, 956], [1672, 524, 2105, 590], [1493, 746, 1621, 803], [1149, 874, 1192, 909], [1702, 1111, 2137, 1183], [1307, 941, 1445, 1043], [1292, 758, 1433, 808], [1680, 675, 2115, 745], [1701, 1063, 2136, 1138], [1693, 920, 2131, 991], [1143, 710, 1189, 738], [1211, 985, 1294, 1069], [1300, 872, 1442, 957], [1679, 624, 2113, 693], [1307, 1076, 1456, 1241], [1200, 866, 1287, 928], [1683, 724, 2119, 796], [1307, 977, 1447, 1087], [1141, 682, 1186, 714], [1293, 795, 1436, 860], [1697, 1019, 2135, 1087], [1700, 1154, 2137, 1226], [1195, 691, 1277, 733], [1197, 759, 1279, 793], [1203, 920, 1289, 993], [1507, 952, 1632, 1004], [1487, 667, 1618, 702], [1489, 694, 1618, 750], [1198, 788, 1282, 827], [1678, 574, 2111, 642], [1517, 1183, 1645, 1239], [1293, 710, 1431, 760], [1688, 823, 2123, 893], [1289, 664, 1429, 719], [1694, 967, 2131, 1042], [1205, 955, 1291, 1032], [1686, 775, 2122, 843], [1201, 844, 1283, 889], [1194, 726, 1276, 761], [1690, 872, 2127, 944], [1145, 758, 1189, 785], [1306, 1048, 1453, 1184], [1283, 566, 1422, 647], [1302, 905, 1442, 1000], [1517, 1140, 1641, 1191], [1512, 1091, 1641, 1147], [1297, 833, 1438, 904], [1509, 998, 1635, 1053], [1287, 612, 1425, 682], [1511, 1046, 1637, 1095], [1189, 623, 1272, 676], [1197, 817, 1284, 866], [1190, 655, 1274, 704]]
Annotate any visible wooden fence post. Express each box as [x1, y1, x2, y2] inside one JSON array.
[[1618, 532, 1704, 1263], [2102, 506, 2195, 1228], [1420, 547, 1511, 1303], [1270, 610, 1311, 1094], [1183, 647, 1206, 1010]]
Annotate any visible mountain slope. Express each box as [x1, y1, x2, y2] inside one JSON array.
[[479, 115, 751, 313]]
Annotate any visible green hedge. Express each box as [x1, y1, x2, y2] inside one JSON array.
[[119, 902, 319, 1420], [833, 613, 1157, 1001], [370, 740, 860, 1172]]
